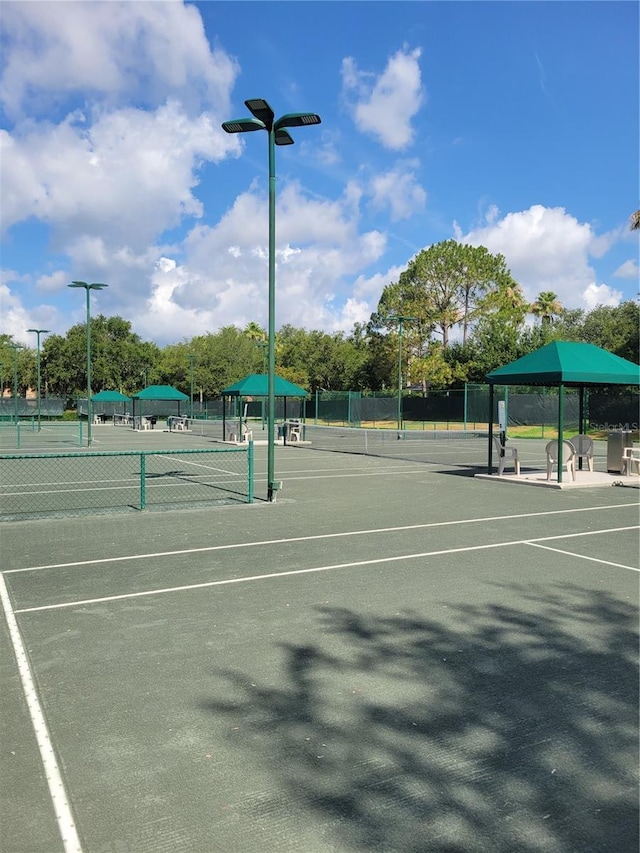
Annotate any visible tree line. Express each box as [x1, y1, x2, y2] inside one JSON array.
[[2, 241, 638, 405]]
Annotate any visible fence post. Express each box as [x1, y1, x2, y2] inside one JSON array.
[[16, 420, 21, 450], [463, 383, 468, 431], [140, 452, 146, 510]]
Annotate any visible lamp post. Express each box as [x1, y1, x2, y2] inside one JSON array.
[[394, 316, 416, 430], [187, 354, 195, 418], [223, 99, 321, 501], [256, 341, 268, 428], [26, 328, 50, 430], [68, 281, 108, 446], [9, 343, 23, 424]]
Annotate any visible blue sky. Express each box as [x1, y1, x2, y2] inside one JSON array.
[[1, 0, 638, 347]]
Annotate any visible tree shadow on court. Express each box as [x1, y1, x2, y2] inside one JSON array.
[[202, 583, 638, 853]]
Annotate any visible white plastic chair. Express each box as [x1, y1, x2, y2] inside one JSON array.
[[493, 435, 520, 476], [546, 440, 576, 481], [621, 447, 640, 476], [568, 434, 594, 472]]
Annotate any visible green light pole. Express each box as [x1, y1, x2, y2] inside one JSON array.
[[187, 354, 195, 418], [223, 99, 321, 501], [9, 343, 23, 424], [395, 316, 416, 430], [256, 341, 268, 428], [26, 328, 50, 430], [68, 281, 108, 446]]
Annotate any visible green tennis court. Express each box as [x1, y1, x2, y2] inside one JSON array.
[[1, 436, 638, 852]]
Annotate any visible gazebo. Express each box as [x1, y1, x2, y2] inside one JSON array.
[[486, 341, 640, 481], [90, 389, 131, 422], [130, 385, 189, 427], [221, 373, 308, 439]]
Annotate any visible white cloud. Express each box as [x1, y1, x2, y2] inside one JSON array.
[[462, 205, 605, 309], [582, 283, 623, 310], [0, 279, 62, 345], [0, 101, 237, 249], [130, 181, 389, 339], [35, 270, 68, 293], [613, 259, 639, 279], [342, 47, 424, 150], [369, 162, 426, 221], [0, 0, 239, 119]]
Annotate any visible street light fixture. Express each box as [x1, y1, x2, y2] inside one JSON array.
[[394, 316, 417, 430], [223, 99, 321, 501], [187, 354, 196, 418], [26, 328, 50, 430], [68, 281, 108, 446], [9, 343, 23, 424]]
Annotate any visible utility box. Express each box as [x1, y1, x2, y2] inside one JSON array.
[[607, 430, 633, 473]]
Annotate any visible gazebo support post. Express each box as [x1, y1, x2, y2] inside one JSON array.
[[488, 384, 495, 474], [578, 386, 586, 470], [557, 383, 565, 483], [222, 396, 227, 441]]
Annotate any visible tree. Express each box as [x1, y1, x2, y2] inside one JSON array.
[[579, 301, 640, 363], [630, 210, 640, 230], [0, 336, 33, 397], [41, 316, 160, 401], [374, 240, 520, 351], [530, 291, 564, 326]]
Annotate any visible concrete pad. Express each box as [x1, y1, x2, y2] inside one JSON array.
[[475, 469, 639, 489]]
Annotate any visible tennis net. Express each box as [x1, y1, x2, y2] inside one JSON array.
[[288, 423, 490, 468], [113, 413, 133, 427], [183, 418, 226, 441]]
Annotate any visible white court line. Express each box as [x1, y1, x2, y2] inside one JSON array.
[[6, 502, 638, 574], [0, 574, 83, 852], [13, 525, 638, 614], [526, 542, 639, 572], [156, 453, 238, 476]]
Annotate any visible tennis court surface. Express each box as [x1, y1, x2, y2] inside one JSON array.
[[2, 439, 638, 852]]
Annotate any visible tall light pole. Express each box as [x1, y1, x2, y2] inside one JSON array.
[[187, 354, 195, 418], [256, 340, 268, 428], [68, 281, 108, 446], [9, 343, 23, 424], [223, 99, 321, 501], [26, 328, 50, 430], [395, 316, 416, 430]]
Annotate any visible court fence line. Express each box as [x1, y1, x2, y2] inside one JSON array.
[[0, 444, 253, 521]]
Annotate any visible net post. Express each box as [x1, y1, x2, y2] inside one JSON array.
[[247, 439, 254, 503], [140, 452, 146, 510]]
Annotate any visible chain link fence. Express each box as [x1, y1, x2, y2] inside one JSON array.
[[0, 420, 84, 450], [0, 446, 253, 521], [0, 398, 65, 419]]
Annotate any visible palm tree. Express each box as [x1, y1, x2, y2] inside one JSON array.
[[530, 291, 564, 326], [630, 210, 640, 230], [243, 321, 266, 343]]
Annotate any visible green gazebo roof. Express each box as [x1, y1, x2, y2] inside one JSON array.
[[91, 390, 131, 402], [132, 385, 189, 400], [487, 341, 640, 386], [222, 374, 308, 397]]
